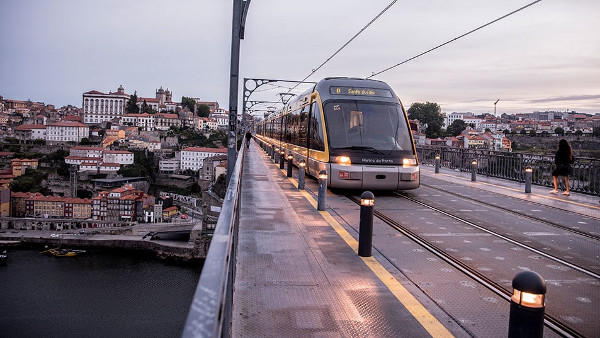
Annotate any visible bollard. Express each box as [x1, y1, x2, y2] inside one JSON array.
[[272, 146, 277, 161], [298, 160, 306, 190], [434, 154, 440, 174], [279, 151, 285, 169], [317, 170, 327, 211], [508, 270, 546, 338], [286, 154, 293, 177], [358, 191, 375, 257], [471, 159, 478, 182], [525, 167, 532, 193]]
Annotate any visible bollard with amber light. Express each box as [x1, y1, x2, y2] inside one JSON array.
[[508, 270, 546, 338], [286, 154, 293, 177], [298, 160, 306, 190], [434, 154, 440, 173], [358, 191, 375, 257], [279, 151, 285, 169], [525, 166, 533, 193], [317, 170, 327, 211], [471, 159, 478, 182]]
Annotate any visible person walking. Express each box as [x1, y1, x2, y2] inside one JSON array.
[[245, 130, 252, 148], [550, 138, 574, 196]]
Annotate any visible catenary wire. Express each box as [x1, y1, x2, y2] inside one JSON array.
[[367, 0, 543, 78], [284, 0, 399, 95]]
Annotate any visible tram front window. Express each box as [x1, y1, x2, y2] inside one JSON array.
[[324, 101, 412, 152]]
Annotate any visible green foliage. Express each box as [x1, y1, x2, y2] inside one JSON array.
[[33, 139, 46, 146], [529, 130, 537, 137], [208, 130, 227, 147], [520, 129, 527, 135], [197, 104, 210, 117], [554, 127, 565, 135], [141, 100, 154, 114], [446, 119, 467, 137], [181, 96, 196, 112], [9, 169, 47, 192], [407, 102, 443, 138], [118, 150, 156, 179], [126, 92, 140, 114], [77, 190, 93, 199], [575, 130, 583, 136]]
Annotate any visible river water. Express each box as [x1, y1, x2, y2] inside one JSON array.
[[0, 247, 202, 338]]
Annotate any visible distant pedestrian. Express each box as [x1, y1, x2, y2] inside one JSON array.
[[550, 138, 574, 196], [245, 130, 252, 148]]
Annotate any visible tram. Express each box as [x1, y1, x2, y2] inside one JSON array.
[[255, 77, 419, 190]]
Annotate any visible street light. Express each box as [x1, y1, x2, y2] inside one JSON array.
[[494, 99, 500, 116]]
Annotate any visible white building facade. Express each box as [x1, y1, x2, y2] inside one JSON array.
[[46, 121, 90, 144], [180, 147, 227, 172], [83, 85, 129, 125]]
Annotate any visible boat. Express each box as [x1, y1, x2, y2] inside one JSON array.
[[40, 247, 86, 257]]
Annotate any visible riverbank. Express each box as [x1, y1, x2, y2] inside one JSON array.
[[0, 230, 207, 263]]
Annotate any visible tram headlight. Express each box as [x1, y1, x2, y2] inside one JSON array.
[[402, 158, 416, 167], [333, 155, 351, 166]]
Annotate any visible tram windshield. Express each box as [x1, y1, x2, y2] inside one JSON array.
[[324, 101, 413, 153]]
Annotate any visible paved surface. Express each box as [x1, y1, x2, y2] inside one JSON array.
[[232, 142, 468, 337]]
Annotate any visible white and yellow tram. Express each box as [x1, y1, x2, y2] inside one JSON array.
[[255, 77, 419, 190]]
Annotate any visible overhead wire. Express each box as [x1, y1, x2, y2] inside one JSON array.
[[284, 0, 399, 94], [367, 0, 543, 78]]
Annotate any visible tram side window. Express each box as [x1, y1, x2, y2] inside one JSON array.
[[284, 114, 293, 143], [309, 102, 325, 151], [299, 105, 309, 148]]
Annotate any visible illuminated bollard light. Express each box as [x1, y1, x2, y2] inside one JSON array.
[[358, 191, 375, 257], [279, 151, 285, 169], [471, 159, 478, 182], [508, 270, 546, 338], [286, 154, 293, 177], [317, 170, 327, 211], [525, 167, 533, 194], [298, 160, 306, 190], [435, 154, 440, 174]]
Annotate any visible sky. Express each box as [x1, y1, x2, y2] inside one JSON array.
[[1, 0, 598, 117]]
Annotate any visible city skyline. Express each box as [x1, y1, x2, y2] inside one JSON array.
[[1, 0, 598, 115]]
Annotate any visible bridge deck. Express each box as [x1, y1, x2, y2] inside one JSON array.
[[233, 142, 466, 337]]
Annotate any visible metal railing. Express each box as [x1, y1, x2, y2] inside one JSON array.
[[417, 146, 600, 196], [182, 143, 245, 338]]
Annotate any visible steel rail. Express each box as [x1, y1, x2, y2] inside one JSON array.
[[345, 194, 585, 338], [420, 182, 600, 241]]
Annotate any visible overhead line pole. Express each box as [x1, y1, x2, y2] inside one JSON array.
[[227, 0, 250, 185]]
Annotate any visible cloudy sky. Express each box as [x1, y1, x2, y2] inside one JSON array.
[[1, 0, 598, 116]]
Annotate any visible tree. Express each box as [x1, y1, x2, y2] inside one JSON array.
[[529, 130, 537, 137], [575, 130, 583, 136], [554, 127, 565, 135], [141, 100, 154, 114], [520, 129, 527, 135], [503, 129, 510, 135], [181, 96, 196, 112], [197, 104, 210, 117], [126, 91, 139, 114], [446, 119, 467, 136], [407, 102, 443, 138]]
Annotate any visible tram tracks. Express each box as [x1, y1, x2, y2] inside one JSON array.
[[420, 182, 600, 242], [344, 193, 588, 338]]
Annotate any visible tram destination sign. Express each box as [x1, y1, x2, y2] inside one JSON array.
[[330, 86, 393, 98]]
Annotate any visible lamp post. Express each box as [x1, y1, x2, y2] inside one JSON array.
[[508, 270, 546, 337], [471, 159, 478, 182], [298, 160, 306, 190], [317, 170, 327, 211], [358, 191, 375, 257], [286, 154, 293, 177], [525, 167, 533, 193], [494, 99, 500, 116]]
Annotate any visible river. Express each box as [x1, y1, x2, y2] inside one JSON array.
[[0, 246, 202, 338]]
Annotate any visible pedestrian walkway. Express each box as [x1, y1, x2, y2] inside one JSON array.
[[232, 141, 466, 337]]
